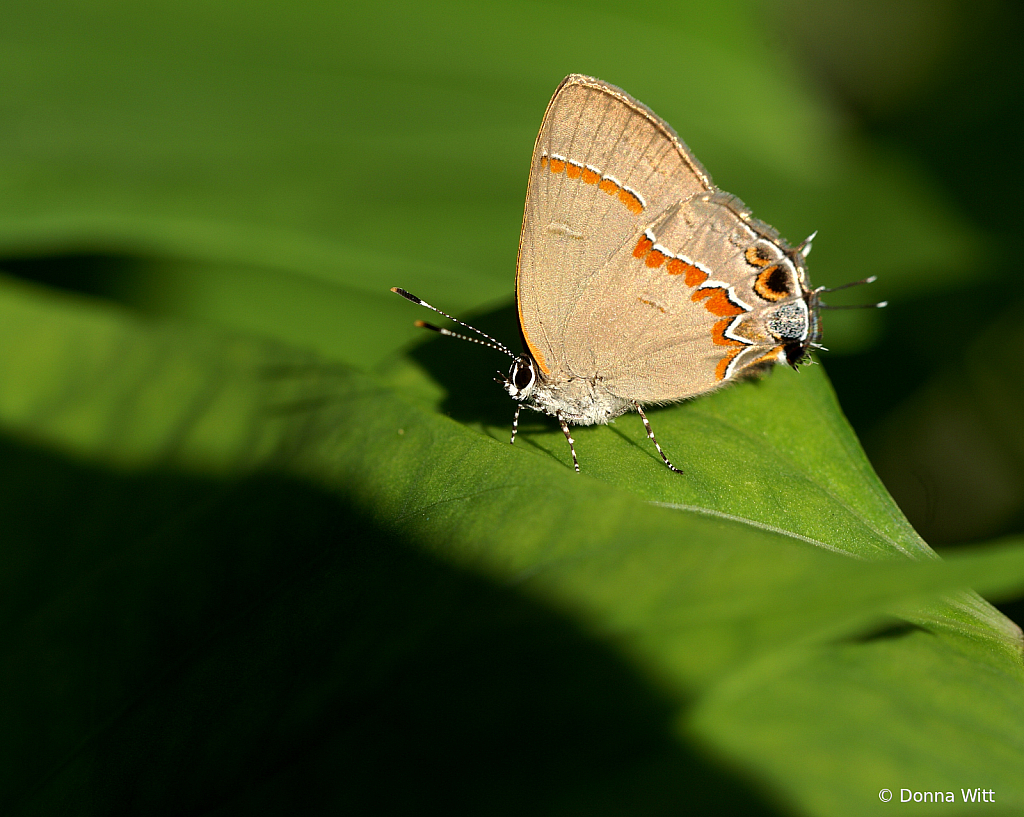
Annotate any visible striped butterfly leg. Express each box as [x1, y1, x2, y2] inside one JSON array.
[[557, 414, 581, 473], [635, 403, 683, 473], [510, 405, 580, 473]]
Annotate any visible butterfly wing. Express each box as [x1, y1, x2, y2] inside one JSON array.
[[564, 191, 810, 403], [515, 74, 713, 379], [517, 75, 811, 404]]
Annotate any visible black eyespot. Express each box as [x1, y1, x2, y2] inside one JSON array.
[[754, 265, 793, 302], [513, 360, 534, 390], [766, 265, 790, 295], [745, 245, 773, 267]]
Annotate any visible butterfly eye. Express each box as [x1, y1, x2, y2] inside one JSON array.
[[513, 357, 536, 391]]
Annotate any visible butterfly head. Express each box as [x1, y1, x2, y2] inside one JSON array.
[[501, 354, 538, 401]]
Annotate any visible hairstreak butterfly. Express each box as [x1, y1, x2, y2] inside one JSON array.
[[393, 74, 883, 472]]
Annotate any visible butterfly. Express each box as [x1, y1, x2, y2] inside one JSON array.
[[394, 74, 882, 472]]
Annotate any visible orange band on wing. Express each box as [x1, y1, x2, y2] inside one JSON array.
[[644, 249, 668, 268], [715, 348, 743, 381], [633, 235, 654, 258], [539, 153, 647, 217], [618, 188, 644, 215], [684, 266, 708, 287], [691, 287, 745, 317], [711, 317, 744, 347], [665, 258, 709, 286]]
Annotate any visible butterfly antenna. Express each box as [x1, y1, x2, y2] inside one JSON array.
[[391, 287, 516, 358], [814, 275, 887, 310]]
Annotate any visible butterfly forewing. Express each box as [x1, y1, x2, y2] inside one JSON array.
[[516, 75, 713, 378]]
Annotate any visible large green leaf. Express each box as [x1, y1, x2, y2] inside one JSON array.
[[2, 275, 1024, 815]]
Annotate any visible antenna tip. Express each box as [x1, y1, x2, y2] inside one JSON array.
[[876, 300, 888, 308], [864, 275, 878, 284], [391, 287, 423, 304]]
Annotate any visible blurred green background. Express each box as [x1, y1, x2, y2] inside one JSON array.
[[3, 0, 1024, 814]]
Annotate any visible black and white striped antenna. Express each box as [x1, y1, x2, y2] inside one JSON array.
[[391, 287, 516, 358]]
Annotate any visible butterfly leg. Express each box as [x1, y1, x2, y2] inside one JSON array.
[[509, 403, 522, 445], [635, 403, 682, 473], [557, 414, 581, 473]]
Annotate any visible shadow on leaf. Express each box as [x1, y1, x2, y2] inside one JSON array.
[[0, 435, 784, 817], [0, 250, 158, 303], [405, 301, 526, 428]]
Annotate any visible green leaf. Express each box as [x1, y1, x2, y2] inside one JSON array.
[[2, 274, 1024, 814]]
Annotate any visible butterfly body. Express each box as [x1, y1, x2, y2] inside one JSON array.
[[503, 353, 632, 427]]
